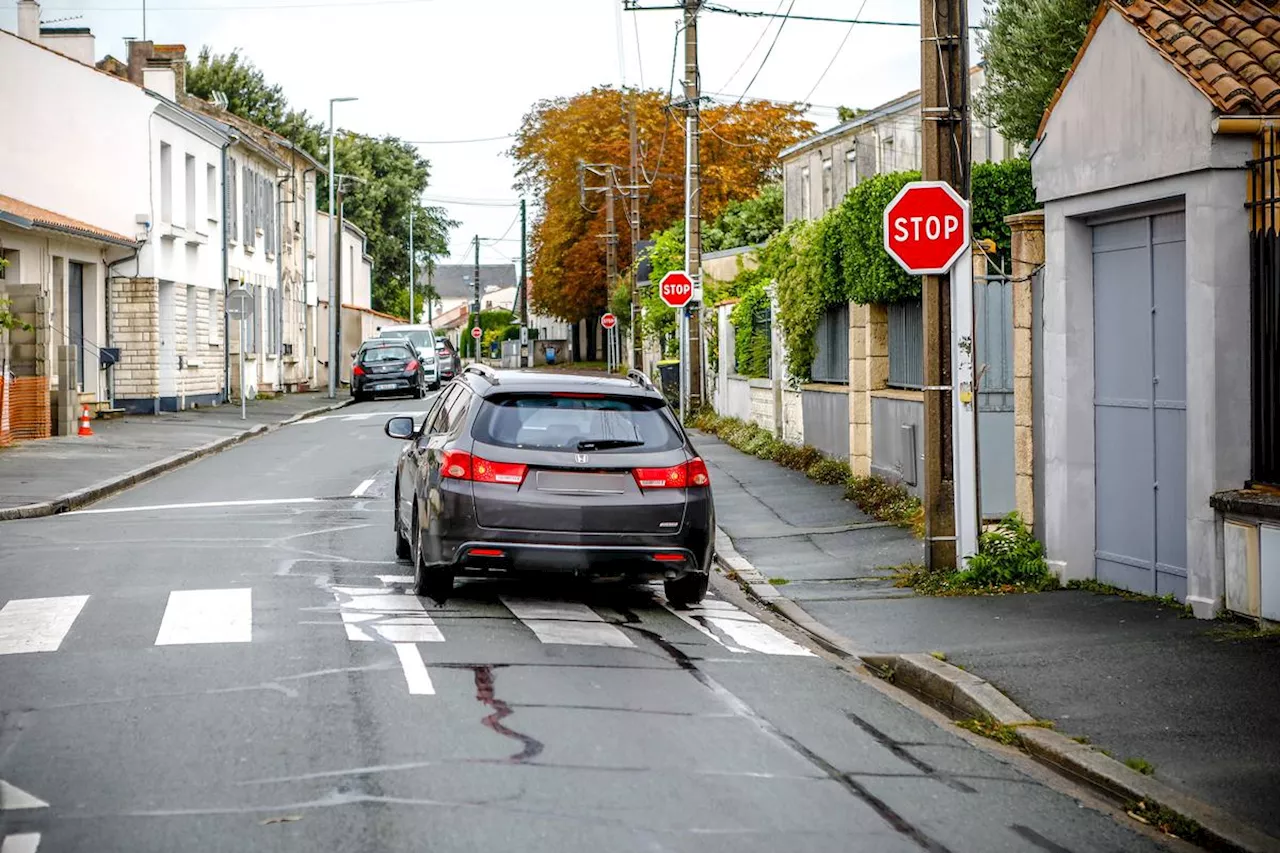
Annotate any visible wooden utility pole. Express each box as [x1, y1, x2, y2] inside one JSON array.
[[629, 92, 643, 370], [605, 169, 618, 317], [683, 0, 704, 413], [919, 0, 970, 570]]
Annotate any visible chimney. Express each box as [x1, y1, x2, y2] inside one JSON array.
[[143, 65, 176, 101], [17, 0, 40, 40], [127, 41, 187, 101]]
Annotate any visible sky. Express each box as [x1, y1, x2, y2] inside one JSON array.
[[2, 0, 987, 269]]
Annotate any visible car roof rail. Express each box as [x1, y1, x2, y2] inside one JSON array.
[[626, 368, 655, 391], [464, 363, 499, 385]]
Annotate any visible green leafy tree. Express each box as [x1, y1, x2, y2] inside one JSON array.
[[185, 48, 324, 156], [703, 183, 783, 252], [970, 158, 1039, 263], [975, 0, 1098, 145], [836, 106, 869, 123]]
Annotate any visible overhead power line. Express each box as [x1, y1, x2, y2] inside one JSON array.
[[622, 2, 983, 29], [406, 134, 514, 145], [36, 0, 440, 10], [803, 0, 869, 104], [423, 196, 520, 208]]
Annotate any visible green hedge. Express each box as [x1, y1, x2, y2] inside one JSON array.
[[459, 309, 517, 357]]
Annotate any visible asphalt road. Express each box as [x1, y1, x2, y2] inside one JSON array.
[[0, 395, 1180, 853]]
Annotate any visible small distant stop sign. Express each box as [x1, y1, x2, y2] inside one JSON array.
[[883, 181, 970, 275], [600, 313, 618, 330], [471, 326, 482, 339], [659, 270, 694, 308]]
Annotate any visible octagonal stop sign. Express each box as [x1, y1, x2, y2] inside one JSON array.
[[658, 270, 694, 308], [883, 181, 970, 275]]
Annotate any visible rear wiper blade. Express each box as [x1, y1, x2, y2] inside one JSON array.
[[576, 439, 645, 451]]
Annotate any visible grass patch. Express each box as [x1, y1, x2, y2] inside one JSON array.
[[1126, 801, 1205, 842], [1207, 614, 1280, 640], [1065, 579, 1194, 616], [928, 651, 947, 661], [768, 577, 790, 586], [955, 718, 1053, 746], [1124, 757, 1155, 776], [895, 514, 1058, 596], [845, 475, 921, 527], [1071, 735, 1091, 745]]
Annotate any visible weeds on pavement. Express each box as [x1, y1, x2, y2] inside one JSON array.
[[955, 718, 1053, 746], [1065, 578, 1194, 616], [1125, 757, 1155, 776], [688, 410, 923, 531], [1126, 801, 1205, 842], [893, 513, 1057, 596]]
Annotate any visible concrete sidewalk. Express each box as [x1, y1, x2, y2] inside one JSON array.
[[0, 393, 348, 518], [696, 429, 1280, 845]]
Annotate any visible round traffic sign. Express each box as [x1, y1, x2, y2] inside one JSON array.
[[471, 326, 482, 339], [659, 271, 694, 308], [882, 181, 970, 275], [226, 288, 254, 320], [601, 313, 617, 330]]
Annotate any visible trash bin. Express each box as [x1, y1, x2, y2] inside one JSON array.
[[545, 347, 557, 365], [656, 362, 679, 406]]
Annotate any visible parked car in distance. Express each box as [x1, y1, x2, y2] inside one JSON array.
[[353, 339, 428, 402], [376, 324, 439, 389], [384, 366, 714, 606], [434, 337, 461, 380]]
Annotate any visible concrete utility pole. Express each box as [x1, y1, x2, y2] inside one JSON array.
[[326, 95, 356, 399], [336, 185, 346, 387], [683, 0, 704, 414], [629, 91, 643, 370], [520, 198, 529, 366], [605, 169, 618, 320], [919, 0, 971, 570], [408, 207, 414, 324], [472, 235, 481, 358]]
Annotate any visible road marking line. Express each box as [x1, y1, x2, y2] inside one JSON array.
[[66, 497, 321, 516], [350, 478, 376, 497], [500, 598, 635, 648], [1, 833, 41, 853], [394, 643, 435, 695], [332, 586, 443, 643], [154, 589, 252, 646], [0, 780, 49, 810], [376, 575, 415, 585], [673, 600, 813, 656], [0, 596, 89, 655]]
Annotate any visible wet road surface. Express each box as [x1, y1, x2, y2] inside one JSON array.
[[0, 396, 1180, 852]]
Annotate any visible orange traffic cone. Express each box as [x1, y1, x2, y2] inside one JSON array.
[[78, 405, 94, 437]]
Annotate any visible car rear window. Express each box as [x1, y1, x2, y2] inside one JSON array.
[[380, 329, 434, 352], [472, 394, 682, 452], [362, 344, 412, 362]]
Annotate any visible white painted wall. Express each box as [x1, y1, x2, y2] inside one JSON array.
[[316, 211, 373, 311], [1033, 9, 1253, 617]]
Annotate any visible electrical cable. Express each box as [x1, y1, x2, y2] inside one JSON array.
[[405, 134, 514, 145], [802, 0, 868, 104], [715, 0, 786, 93]]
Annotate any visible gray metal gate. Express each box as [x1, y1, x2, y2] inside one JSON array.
[[1092, 212, 1187, 599], [976, 276, 1014, 517]]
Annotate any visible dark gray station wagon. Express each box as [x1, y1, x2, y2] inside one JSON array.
[[385, 366, 714, 605]]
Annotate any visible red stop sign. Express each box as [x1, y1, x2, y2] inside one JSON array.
[[471, 326, 482, 339], [883, 181, 970, 275], [601, 313, 617, 330], [659, 271, 694, 308]]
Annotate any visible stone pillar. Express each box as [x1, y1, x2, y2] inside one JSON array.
[[55, 345, 78, 436], [1006, 210, 1045, 525], [849, 302, 871, 475]]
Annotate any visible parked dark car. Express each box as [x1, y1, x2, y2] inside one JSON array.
[[384, 366, 714, 605], [434, 337, 461, 380], [352, 340, 427, 402]]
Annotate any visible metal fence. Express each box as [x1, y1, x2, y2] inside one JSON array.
[[811, 302, 849, 383], [1248, 132, 1280, 485], [976, 276, 1014, 412], [888, 298, 923, 389]]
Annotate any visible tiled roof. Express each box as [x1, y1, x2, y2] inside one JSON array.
[[1040, 0, 1280, 137], [0, 194, 136, 247]]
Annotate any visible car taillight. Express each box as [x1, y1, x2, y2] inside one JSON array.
[[353, 364, 365, 376], [472, 456, 527, 486], [406, 359, 420, 372], [440, 450, 526, 485], [441, 449, 473, 480], [688, 457, 710, 487], [633, 459, 710, 490]]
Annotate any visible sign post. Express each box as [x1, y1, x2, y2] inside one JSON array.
[[601, 313, 618, 374], [470, 326, 482, 365], [883, 181, 979, 563], [659, 271, 695, 420], [226, 286, 255, 421]]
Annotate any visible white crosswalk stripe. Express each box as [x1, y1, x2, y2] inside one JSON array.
[[288, 410, 430, 425], [501, 597, 636, 648], [666, 599, 813, 656], [0, 596, 88, 655], [1, 833, 41, 853], [332, 586, 444, 643], [154, 589, 252, 646]]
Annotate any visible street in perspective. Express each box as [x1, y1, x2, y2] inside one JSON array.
[[2, 1, 1280, 852]]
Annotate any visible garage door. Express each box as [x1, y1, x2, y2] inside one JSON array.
[[1092, 212, 1187, 599]]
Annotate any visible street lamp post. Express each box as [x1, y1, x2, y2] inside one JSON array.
[[327, 96, 357, 400], [409, 208, 415, 324]]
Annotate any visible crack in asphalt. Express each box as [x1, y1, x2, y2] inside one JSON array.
[[844, 710, 978, 794]]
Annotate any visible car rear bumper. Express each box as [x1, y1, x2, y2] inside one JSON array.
[[448, 541, 706, 580], [356, 376, 418, 394]]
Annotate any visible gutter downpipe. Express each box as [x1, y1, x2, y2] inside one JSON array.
[[277, 174, 289, 392], [222, 134, 237, 404], [104, 241, 144, 410], [301, 165, 317, 388], [1213, 116, 1280, 134]]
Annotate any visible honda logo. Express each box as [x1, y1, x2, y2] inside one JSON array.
[[575, 453, 589, 464]]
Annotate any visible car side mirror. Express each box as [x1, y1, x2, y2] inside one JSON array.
[[384, 416, 415, 440], [350, 351, 357, 359]]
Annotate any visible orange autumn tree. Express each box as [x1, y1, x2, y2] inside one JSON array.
[[511, 86, 813, 323]]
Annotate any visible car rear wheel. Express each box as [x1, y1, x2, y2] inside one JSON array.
[[411, 503, 453, 603], [664, 572, 708, 607]]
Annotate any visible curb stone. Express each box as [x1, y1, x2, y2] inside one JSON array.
[[715, 525, 1280, 853], [0, 398, 352, 521]]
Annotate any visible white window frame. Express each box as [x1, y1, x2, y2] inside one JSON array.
[[800, 166, 812, 220], [160, 142, 173, 224], [845, 147, 858, 190]]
